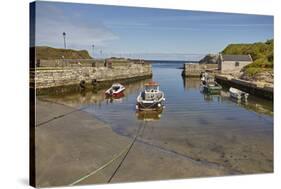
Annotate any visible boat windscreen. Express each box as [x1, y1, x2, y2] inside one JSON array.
[[145, 86, 158, 92], [113, 86, 120, 90]]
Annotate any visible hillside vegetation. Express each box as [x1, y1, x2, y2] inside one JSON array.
[[222, 39, 273, 76], [35, 46, 92, 60]]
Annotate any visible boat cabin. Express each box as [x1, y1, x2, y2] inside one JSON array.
[[142, 81, 161, 101], [144, 81, 160, 92], [112, 83, 121, 91]]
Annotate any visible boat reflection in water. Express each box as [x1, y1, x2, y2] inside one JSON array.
[[201, 90, 229, 102], [105, 92, 125, 104], [43, 79, 151, 108], [135, 109, 163, 121], [202, 93, 221, 102], [183, 77, 272, 116]]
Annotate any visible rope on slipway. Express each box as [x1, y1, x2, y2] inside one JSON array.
[[35, 99, 91, 127], [107, 121, 146, 183], [69, 121, 146, 186]]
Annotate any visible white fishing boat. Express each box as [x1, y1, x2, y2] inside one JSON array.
[[136, 81, 165, 111], [105, 83, 125, 97], [229, 87, 249, 101], [200, 72, 209, 83]]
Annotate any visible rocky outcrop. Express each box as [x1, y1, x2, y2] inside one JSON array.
[[239, 70, 273, 84], [199, 54, 219, 64]]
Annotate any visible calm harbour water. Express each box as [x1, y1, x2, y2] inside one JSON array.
[[45, 61, 273, 173]]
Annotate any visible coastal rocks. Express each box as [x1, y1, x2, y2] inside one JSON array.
[[199, 54, 219, 64], [239, 70, 274, 84]]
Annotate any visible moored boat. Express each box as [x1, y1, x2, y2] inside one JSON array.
[[201, 81, 222, 94], [200, 73, 222, 94], [229, 87, 249, 101], [105, 83, 125, 97], [136, 81, 165, 111]]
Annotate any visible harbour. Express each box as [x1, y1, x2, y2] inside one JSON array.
[[35, 61, 273, 187]]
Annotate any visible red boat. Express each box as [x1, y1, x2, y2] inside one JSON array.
[[105, 83, 125, 98]]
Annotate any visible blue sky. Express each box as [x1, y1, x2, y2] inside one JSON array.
[[34, 1, 273, 60]]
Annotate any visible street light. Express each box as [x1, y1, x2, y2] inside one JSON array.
[[92, 44, 95, 58], [62, 32, 66, 49]]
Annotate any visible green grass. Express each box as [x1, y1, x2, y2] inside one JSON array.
[[35, 46, 93, 60]]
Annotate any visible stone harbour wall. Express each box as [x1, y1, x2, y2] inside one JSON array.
[[215, 74, 273, 100], [183, 63, 201, 77], [182, 63, 218, 77], [34, 63, 152, 91]]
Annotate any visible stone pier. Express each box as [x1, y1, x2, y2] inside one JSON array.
[[31, 60, 152, 95], [215, 74, 273, 100], [182, 63, 218, 77]]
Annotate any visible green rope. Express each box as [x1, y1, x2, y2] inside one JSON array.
[[69, 142, 132, 186], [69, 122, 145, 186]]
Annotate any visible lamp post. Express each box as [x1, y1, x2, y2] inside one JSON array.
[[92, 44, 95, 58], [62, 32, 66, 49]]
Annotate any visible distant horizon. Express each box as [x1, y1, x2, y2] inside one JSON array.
[[32, 1, 273, 60]]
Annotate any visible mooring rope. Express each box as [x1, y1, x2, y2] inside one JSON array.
[[36, 98, 91, 127], [69, 121, 146, 186], [107, 122, 144, 183]]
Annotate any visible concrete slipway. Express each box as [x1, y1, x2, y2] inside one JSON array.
[[35, 99, 234, 187]]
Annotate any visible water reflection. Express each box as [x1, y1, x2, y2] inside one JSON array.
[[183, 77, 201, 90], [182, 77, 273, 116], [135, 110, 163, 121], [105, 92, 125, 104], [105, 96, 124, 104], [43, 73, 273, 119], [202, 93, 221, 102], [43, 79, 151, 108]]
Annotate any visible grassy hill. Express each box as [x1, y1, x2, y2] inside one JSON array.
[[35, 46, 92, 60], [222, 39, 273, 76]]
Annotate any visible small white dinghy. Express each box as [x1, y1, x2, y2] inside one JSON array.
[[105, 83, 125, 97], [229, 87, 249, 101]]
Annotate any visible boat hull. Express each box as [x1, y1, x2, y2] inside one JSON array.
[[105, 91, 125, 98], [105, 88, 125, 97], [229, 87, 249, 101], [230, 92, 249, 101], [202, 85, 222, 94]]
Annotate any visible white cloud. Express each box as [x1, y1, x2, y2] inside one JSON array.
[[35, 4, 119, 52]]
